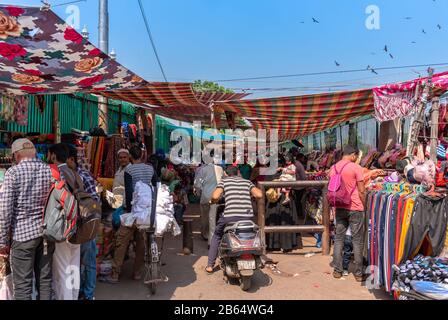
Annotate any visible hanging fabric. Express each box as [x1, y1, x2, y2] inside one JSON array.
[[35, 95, 46, 113], [13, 95, 28, 126]]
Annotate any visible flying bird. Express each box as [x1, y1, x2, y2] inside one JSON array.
[[389, 53, 394, 59], [367, 65, 371, 70], [411, 41, 417, 44], [384, 45, 388, 52], [334, 61, 340, 66], [437, 24, 442, 30], [404, 17, 412, 20], [299, 21, 305, 24], [371, 68, 378, 75], [422, 29, 427, 34], [312, 18, 320, 23]]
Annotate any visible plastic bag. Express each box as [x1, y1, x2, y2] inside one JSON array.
[[0, 275, 13, 300], [120, 213, 135, 227], [112, 206, 124, 228]]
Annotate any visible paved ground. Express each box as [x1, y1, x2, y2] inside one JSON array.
[[96, 205, 391, 300]]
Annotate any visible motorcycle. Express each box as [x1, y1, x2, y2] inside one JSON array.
[[217, 200, 264, 291]]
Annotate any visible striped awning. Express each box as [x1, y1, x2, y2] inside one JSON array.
[[101, 83, 250, 123], [195, 92, 250, 105], [216, 89, 374, 141]]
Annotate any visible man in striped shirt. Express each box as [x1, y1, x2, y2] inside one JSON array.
[[206, 165, 262, 273], [107, 145, 157, 283]]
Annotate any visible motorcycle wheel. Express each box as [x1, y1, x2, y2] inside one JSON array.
[[240, 276, 251, 291]]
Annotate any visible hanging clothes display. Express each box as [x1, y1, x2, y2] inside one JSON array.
[[366, 183, 448, 293], [0, 94, 16, 122], [102, 136, 127, 178], [13, 95, 28, 126], [87, 136, 106, 178]]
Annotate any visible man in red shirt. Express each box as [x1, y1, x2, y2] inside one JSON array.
[[329, 145, 366, 282]]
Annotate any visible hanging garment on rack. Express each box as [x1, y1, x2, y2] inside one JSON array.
[[402, 194, 448, 262], [367, 188, 419, 292]]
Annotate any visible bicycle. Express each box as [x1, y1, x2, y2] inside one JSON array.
[[142, 227, 167, 295]]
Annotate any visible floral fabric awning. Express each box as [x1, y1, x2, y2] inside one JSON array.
[[373, 71, 448, 122], [0, 5, 144, 95], [216, 89, 374, 141]]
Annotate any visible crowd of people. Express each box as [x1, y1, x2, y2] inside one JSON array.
[[0, 137, 374, 300], [0, 138, 166, 300]]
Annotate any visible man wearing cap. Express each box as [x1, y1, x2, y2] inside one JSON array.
[[107, 149, 131, 209], [0, 139, 53, 300]]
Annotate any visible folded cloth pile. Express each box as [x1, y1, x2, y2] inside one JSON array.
[[392, 255, 448, 300], [132, 181, 153, 225]]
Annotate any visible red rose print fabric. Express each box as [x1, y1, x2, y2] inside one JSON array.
[[0, 5, 146, 95]]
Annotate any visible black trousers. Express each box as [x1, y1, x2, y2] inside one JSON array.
[[402, 194, 448, 261], [10, 237, 55, 300]]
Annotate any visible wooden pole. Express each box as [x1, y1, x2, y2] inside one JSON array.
[[430, 97, 440, 164], [321, 185, 330, 256]]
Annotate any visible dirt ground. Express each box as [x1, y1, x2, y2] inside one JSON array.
[[96, 205, 391, 300]]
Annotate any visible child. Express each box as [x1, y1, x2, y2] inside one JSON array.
[[276, 155, 296, 205]]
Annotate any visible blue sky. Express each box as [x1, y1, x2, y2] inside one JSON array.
[[2, 0, 448, 98]]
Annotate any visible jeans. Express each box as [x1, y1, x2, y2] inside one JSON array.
[[80, 239, 97, 300], [10, 237, 55, 300], [314, 233, 322, 248], [207, 216, 251, 267], [343, 235, 353, 271], [333, 209, 365, 276]]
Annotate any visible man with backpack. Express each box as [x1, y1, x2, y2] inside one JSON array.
[[66, 145, 100, 301], [0, 139, 53, 300], [47, 143, 82, 300], [328, 145, 366, 282]]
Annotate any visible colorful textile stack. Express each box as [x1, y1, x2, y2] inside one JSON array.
[[102, 136, 126, 178], [87, 136, 106, 178]]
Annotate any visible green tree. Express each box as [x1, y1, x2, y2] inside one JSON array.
[[193, 80, 234, 93]]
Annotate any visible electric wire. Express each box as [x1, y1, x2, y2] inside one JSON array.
[[137, 0, 168, 82], [214, 62, 448, 82]]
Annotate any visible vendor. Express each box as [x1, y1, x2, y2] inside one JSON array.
[[107, 149, 131, 209]]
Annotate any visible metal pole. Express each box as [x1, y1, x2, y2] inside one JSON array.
[[98, 0, 109, 132], [257, 184, 266, 254], [430, 97, 440, 164]]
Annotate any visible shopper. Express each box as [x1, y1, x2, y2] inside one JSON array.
[[66, 145, 100, 301], [206, 165, 263, 273], [107, 145, 157, 283], [194, 159, 223, 245], [329, 145, 366, 282], [48, 143, 81, 300], [107, 148, 131, 209], [0, 139, 53, 300]]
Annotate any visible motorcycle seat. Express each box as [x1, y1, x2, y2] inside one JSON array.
[[224, 220, 258, 234]]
